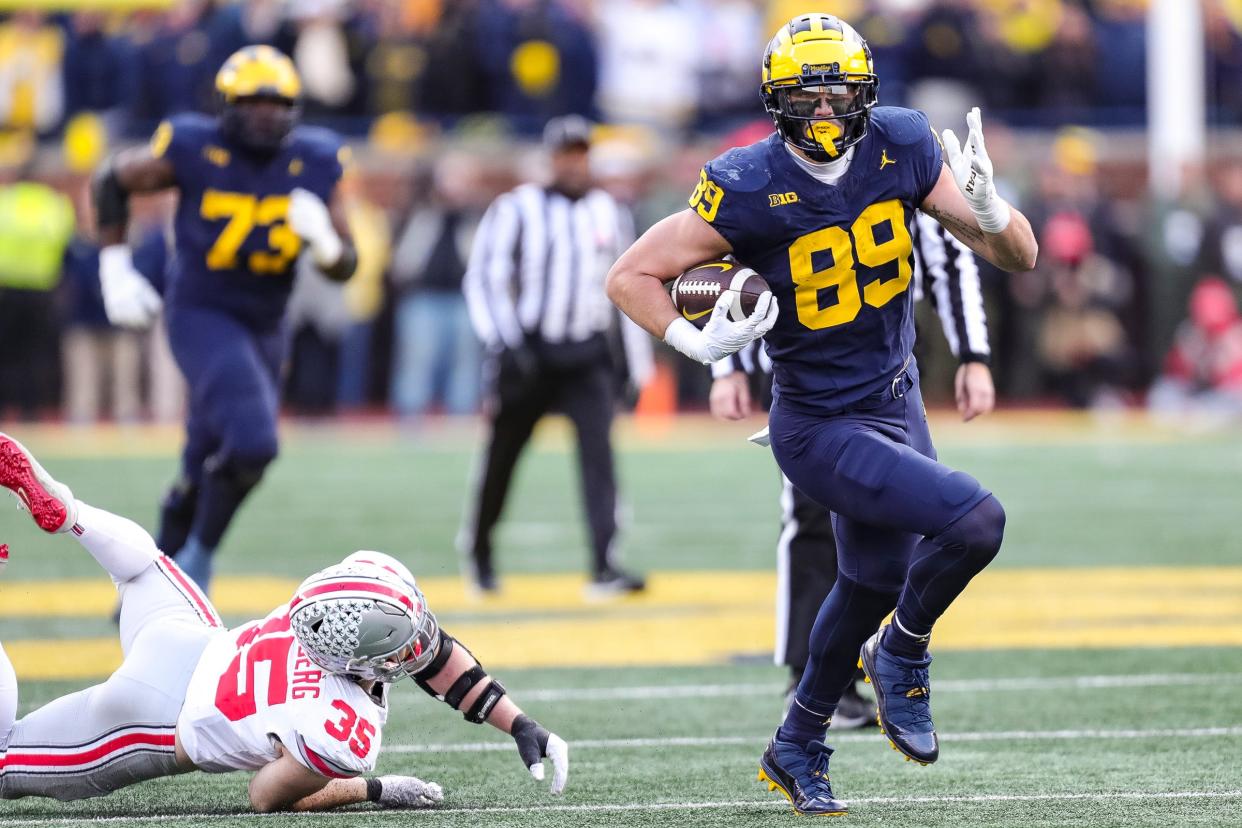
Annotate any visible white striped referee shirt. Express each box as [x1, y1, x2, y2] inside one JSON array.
[[463, 183, 653, 384], [712, 209, 990, 379]]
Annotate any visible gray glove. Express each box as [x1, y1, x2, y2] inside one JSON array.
[[375, 775, 444, 809]]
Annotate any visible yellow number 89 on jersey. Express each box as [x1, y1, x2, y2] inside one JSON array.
[[790, 199, 913, 330], [688, 169, 725, 223]]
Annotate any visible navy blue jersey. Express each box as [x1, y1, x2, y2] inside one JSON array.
[[153, 113, 345, 331], [691, 107, 943, 414]]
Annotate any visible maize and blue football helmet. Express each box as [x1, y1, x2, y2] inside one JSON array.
[[215, 45, 302, 154], [761, 14, 878, 162]]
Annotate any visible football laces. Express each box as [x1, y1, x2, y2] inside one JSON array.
[[677, 280, 724, 295]]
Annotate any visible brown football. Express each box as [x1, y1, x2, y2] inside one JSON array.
[[669, 259, 770, 330]]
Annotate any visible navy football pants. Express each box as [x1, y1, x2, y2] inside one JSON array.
[[769, 363, 1001, 712], [165, 305, 284, 549]]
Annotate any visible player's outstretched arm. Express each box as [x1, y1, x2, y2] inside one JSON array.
[[249, 746, 442, 812], [921, 108, 1037, 273], [413, 633, 569, 794], [607, 211, 778, 364]]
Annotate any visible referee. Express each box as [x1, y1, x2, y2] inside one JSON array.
[[711, 210, 994, 726], [460, 116, 653, 597]]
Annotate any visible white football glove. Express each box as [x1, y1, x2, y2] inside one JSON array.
[[663, 291, 779, 365], [99, 245, 162, 330], [288, 187, 343, 267], [941, 107, 1010, 234], [512, 715, 569, 795], [375, 774, 444, 809]]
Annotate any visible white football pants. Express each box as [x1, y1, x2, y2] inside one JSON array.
[[0, 502, 224, 800]]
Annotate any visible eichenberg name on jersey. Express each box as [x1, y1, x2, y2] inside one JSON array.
[[291, 643, 323, 700]]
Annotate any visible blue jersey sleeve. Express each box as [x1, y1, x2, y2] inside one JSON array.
[[149, 114, 217, 191], [877, 108, 943, 206], [689, 144, 775, 259], [288, 127, 347, 202]]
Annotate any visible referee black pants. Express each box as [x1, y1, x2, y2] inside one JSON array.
[[776, 476, 838, 674], [463, 337, 619, 579]]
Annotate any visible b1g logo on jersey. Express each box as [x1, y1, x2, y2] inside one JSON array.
[[202, 146, 231, 168], [769, 192, 800, 207]]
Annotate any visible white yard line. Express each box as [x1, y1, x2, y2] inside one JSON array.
[[517, 672, 1242, 702], [385, 725, 1242, 754], [6, 790, 1242, 825], [20, 671, 1219, 716]]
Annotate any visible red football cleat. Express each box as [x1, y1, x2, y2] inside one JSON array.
[[0, 433, 78, 534]]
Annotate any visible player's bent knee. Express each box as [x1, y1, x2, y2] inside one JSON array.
[[217, 407, 279, 464], [942, 494, 1006, 568], [222, 431, 278, 468], [206, 454, 272, 496]]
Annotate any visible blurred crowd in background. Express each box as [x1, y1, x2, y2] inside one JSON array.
[[1, 0, 1242, 423]]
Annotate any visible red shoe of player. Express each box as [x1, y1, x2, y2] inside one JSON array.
[[0, 433, 78, 534]]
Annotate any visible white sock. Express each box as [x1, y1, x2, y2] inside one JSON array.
[[73, 502, 161, 584], [0, 643, 17, 751]]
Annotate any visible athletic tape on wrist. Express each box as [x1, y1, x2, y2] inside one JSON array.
[[973, 197, 1010, 234]]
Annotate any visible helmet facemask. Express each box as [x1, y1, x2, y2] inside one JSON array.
[[764, 77, 877, 162], [219, 95, 301, 155], [361, 601, 441, 682]]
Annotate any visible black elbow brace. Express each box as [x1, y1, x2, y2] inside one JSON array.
[[91, 159, 129, 230], [412, 631, 456, 698], [410, 631, 507, 723]]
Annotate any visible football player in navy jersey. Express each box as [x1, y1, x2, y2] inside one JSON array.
[[607, 14, 1037, 816], [91, 46, 357, 594]]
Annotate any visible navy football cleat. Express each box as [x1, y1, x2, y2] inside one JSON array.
[[757, 735, 848, 816], [859, 626, 939, 765]]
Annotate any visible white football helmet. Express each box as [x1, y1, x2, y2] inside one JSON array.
[[289, 553, 441, 683]]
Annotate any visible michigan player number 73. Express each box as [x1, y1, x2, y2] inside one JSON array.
[[88, 46, 363, 597]]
